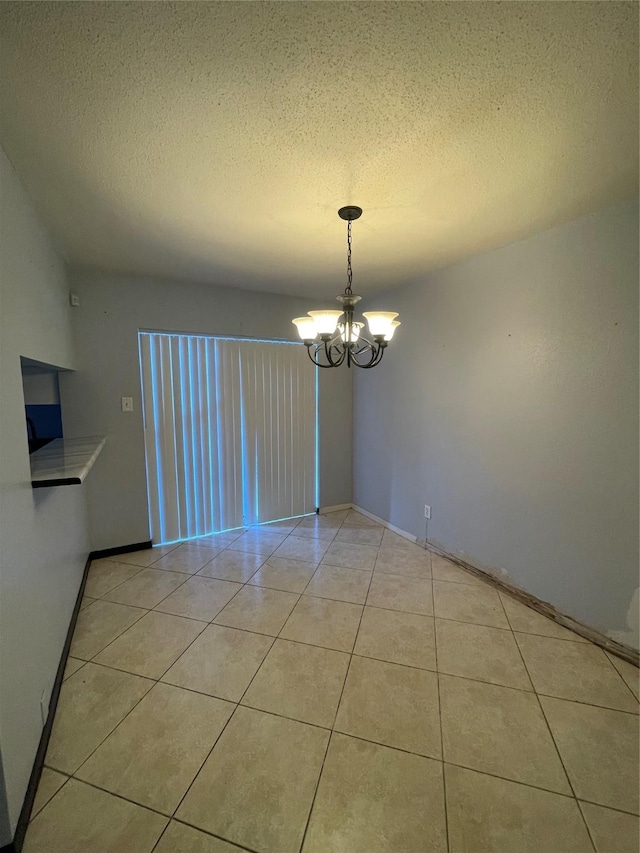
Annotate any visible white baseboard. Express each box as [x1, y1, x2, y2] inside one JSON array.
[[318, 503, 352, 514], [350, 504, 419, 545], [320, 501, 420, 545]]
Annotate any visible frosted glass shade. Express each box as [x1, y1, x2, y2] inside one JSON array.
[[340, 321, 364, 344], [292, 317, 318, 340], [384, 320, 401, 341], [363, 311, 399, 337], [308, 310, 343, 335]]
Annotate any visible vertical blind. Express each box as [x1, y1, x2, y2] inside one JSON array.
[[139, 332, 317, 544]]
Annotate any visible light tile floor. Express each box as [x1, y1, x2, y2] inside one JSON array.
[[24, 511, 639, 853]]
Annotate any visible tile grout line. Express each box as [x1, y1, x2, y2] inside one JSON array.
[[431, 552, 451, 853], [575, 801, 599, 853], [83, 608, 209, 666], [509, 631, 639, 714], [297, 509, 374, 852], [73, 639, 640, 729], [166, 702, 242, 835], [598, 646, 640, 704], [84, 561, 147, 599], [62, 575, 253, 788], [499, 593, 599, 853], [40, 775, 173, 822], [162, 584, 302, 845], [574, 797, 640, 820], [148, 819, 172, 853], [58, 673, 158, 783], [438, 758, 594, 802], [154, 579, 248, 621], [27, 772, 71, 824], [297, 730, 333, 853], [163, 606, 284, 834], [295, 726, 596, 800], [46, 732, 640, 821], [153, 546, 296, 700], [72, 599, 149, 661], [162, 815, 260, 853], [97, 568, 193, 611], [59, 655, 378, 737]]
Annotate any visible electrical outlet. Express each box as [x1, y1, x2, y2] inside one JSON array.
[[424, 504, 431, 519], [121, 396, 133, 412]]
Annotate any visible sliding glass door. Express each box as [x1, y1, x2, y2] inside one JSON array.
[[139, 332, 317, 544]]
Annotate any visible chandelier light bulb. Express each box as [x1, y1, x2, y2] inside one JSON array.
[[307, 310, 343, 336], [362, 312, 399, 338], [384, 320, 401, 341], [340, 321, 364, 344], [292, 317, 318, 341]]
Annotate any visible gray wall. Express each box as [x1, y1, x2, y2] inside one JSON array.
[[0, 148, 89, 841], [64, 269, 352, 551], [353, 198, 639, 648], [21, 369, 60, 405]]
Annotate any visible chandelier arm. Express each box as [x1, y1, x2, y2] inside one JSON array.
[[306, 344, 334, 368], [352, 347, 385, 369], [315, 358, 343, 369], [352, 337, 380, 363], [304, 341, 348, 368], [349, 340, 386, 368], [327, 340, 347, 367], [324, 337, 338, 366], [352, 332, 375, 351], [368, 345, 386, 368], [350, 349, 378, 368]]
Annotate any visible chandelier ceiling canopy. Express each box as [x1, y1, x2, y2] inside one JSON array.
[[293, 206, 399, 369]]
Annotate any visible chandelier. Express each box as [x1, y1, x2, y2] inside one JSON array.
[[292, 206, 400, 368]]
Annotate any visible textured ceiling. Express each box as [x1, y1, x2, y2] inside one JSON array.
[[0, 2, 637, 297]]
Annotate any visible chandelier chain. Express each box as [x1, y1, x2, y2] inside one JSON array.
[[346, 219, 353, 294]]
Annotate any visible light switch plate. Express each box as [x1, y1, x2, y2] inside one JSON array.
[[121, 397, 133, 412]]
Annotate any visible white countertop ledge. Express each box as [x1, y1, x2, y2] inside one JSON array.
[[31, 436, 106, 488]]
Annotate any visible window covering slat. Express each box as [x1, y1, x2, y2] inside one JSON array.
[[139, 333, 316, 543]]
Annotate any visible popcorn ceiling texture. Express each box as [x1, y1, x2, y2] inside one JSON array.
[[0, 1, 637, 296]]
